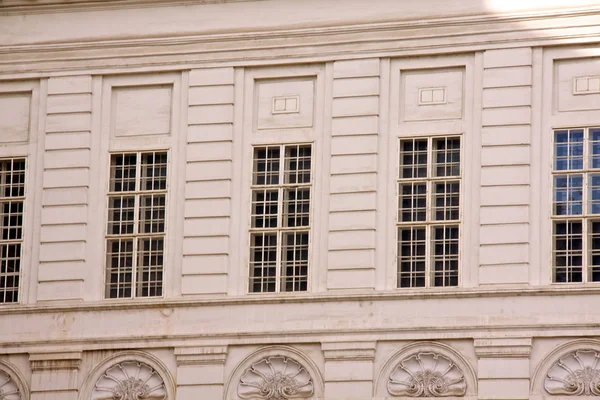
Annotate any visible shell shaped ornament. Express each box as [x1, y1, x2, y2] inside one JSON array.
[[0, 370, 21, 400], [387, 352, 467, 397], [238, 356, 314, 400], [545, 349, 600, 396], [91, 361, 168, 400]]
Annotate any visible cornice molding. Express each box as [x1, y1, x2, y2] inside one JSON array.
[[2, 285, 600, 315], [0, 6, 600, 76], [0, 0, 266, 15], [2, 325, 600, 355]]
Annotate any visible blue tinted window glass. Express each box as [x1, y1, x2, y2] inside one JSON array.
[[554, 130, 584, 171], [591, 174, 600, 215], [553, 174, 583, 216], [591, 128, 600, 169]]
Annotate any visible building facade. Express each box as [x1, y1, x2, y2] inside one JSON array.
[[1, 0, 600, 398]]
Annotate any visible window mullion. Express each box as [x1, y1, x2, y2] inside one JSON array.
[[132, 153, 142, 298], [277, 146, 285, 293], [426, 138, 433, 288], [583, 128, 589, 283]]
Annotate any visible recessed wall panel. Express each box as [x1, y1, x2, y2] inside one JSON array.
[[112, 84, 172, 137], [0, 92, 31, 143], [556, 57, 600, 112], [401, 68, 464, 122], [255, 78, 314, 130]]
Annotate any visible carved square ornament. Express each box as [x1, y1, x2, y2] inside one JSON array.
[[556, 58, 600, 112], [256, 79, 314, 130], [402, 68, 463, 122]]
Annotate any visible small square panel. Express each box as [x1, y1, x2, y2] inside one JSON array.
[[590, 77, 600, 92], [112, 85, 172, 137], [420, 89, 433, 104], [557, 58, 600, 112], [272, 95, 300, 114], [402, 68, 463, 122], [0, 92, 31, 143], [256, 79, 314, 130], [418, 87, 447, 105], [575, 77, 589, 93], [573, 76, 600, 95]]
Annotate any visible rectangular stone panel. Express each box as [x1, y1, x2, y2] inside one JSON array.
[[112, 84, 173, 137], [0, 91, 31, 143], [255, 78, 315, 130], [401, 67, 464, 122], [556, 57, 600, 112]]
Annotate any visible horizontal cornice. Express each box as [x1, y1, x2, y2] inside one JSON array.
[[0, 0, 266, 15], [1, 285, 600, 315], [0, 6, 600, 77], [1, 286, 599, 350]]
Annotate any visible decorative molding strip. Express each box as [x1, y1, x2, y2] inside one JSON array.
[[0, 0, 265, 14], [474, 338, 532, 358], [545, 349, 600, 396], [237, 356, 314, 400], [1, 6, 600, 76], [322, 341, 376, 361], [4, 286, 600, 316], [573, 75, 600, 95], [174, 345, 228, 365], [29, 351, 82, 371], [387, 351, 467, 397]]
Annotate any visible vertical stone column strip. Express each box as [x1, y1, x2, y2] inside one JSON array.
[[29, 351, 82, 400], [322, 341, 376, 399], [182, 68, 235, 295], [38, 76, 92, 301], [475, 338, 532, 400], [480, 48, 533, 285], [174, 345, 228, 399], [329, 59, 380, 290]]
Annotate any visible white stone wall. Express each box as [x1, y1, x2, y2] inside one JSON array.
[[1, 1, 600, 399]]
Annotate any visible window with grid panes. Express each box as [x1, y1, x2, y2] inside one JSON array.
[[0, 159, 25, 303], [105, 151, 167, 298], [249, 144, 312, 293], [397, 136, 461, 288], [552, 127, 600, 283]]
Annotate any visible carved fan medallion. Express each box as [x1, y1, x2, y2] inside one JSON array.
[[91, 360, 167, 400], [387, 351, 467, 397], [0, 369, 20, 400], [545, 349, 600, 396], [238, 356, 314, 400]]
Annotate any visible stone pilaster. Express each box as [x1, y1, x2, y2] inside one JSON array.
[[174, 345, 228, 400], [322, 340, 376, 399], [29, 351, 82, 400], [475, 337, 532, 400]]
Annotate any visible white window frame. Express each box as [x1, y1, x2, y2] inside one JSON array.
[[231, 64, 327, 295], [396, 135, 463, 288], [0, 80, 41, 305], [550, 127, 600, 284], [104, 150, 169, 299], [539, 46, 600, 287], [248, 143, 314, 293], [384, 55, 477, 290], [0, 158, 27, 303], [91, 72, 184, 300]]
